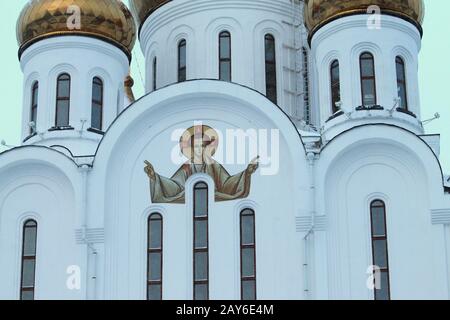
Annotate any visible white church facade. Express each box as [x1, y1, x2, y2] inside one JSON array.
[[1, 0, 450, 300]]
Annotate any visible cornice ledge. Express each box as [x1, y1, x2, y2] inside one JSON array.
[[20, 37, 128, 66], [431, 208, 450, 225]]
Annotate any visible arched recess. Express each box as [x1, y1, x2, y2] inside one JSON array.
[[0, 146, 81, 300], [316, 125, 447, 300], [93, 80, 308, 299], [205, 17, 243, 83], [252, 19, 286, 109]]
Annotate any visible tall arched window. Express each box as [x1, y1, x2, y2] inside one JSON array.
[[370, 200, 391, 300], [396, 56, 408, 110], [178, 39, 187, 82], [20, 220, 38, 300], [219, 31, 232, 82], [147, 213, 163, 300], [302, 47, 310, 124], [30, 81, 39, 134], [240, 208, 256, 300], [55, 73, 71, 127], [152, 57, 157, 91], [360, 52, 377, 106], [264, 34, 277, 104], [330, 60, 341, 114], [91, 77, 103, 131], [193, 182, 209, 300]]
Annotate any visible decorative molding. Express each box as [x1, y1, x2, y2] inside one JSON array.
[[431, 209, 450, 225], [296, 215, 327, 232], [311, 15, 421, 50], [75, 228, 105, 244], [20, 37, 128, 67], [140, 0, 295, 47]]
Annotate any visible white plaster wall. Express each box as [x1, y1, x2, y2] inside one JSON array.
[[20, 37, 130, 156], [316, 125, 449, 299], [310, 15, 423, 132], [138, 0, 305, 118], [0, 147, 85, 300], [91, 80, 309, 299]]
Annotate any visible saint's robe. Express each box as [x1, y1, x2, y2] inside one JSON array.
[[148, 160, 253, 203]]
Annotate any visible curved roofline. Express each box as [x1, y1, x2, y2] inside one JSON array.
[[0, 144, 81, 168], [18, 33, 133, 63], [320, 123, 445, 191], [136, 0, 171, 39], [92, 78, 307, 165], [307, 11, 423, 45]]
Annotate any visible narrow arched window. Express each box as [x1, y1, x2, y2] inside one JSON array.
[[147, 213, 163, 300], [396, 57, 408, 110], [302, 47, 311, 124], [360, 52, 377, 106], [55, 73, 71, 127], [219, 31, 232, 82], [330, 60, 341, 114], [178, 39, 187, 82], [20, 220, 38, 300], [30, 81, 39, 134], [152, 57, 157, 91], [264, 34, 277, 104], [370, 200, 391, 300], [91, 77, 103, 131], [193, 182, 209, 300], [240, 209, 256, 300]]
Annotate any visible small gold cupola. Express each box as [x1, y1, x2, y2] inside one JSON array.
[[17, 0, 137, 59], [304, 0, 425, 36]]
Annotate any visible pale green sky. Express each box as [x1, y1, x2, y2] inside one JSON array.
[[1, 0, 449, 172]]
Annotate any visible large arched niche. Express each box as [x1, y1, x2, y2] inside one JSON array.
[[0, 146, 82, 299], [318, 124, 444, 206], [92, 80, 308, 298], [316, 125, 447, 300], [0, 146, 79, 211]]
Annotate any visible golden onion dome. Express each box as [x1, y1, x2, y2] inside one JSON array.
[[305, 0, 425, 36], [129, 0, 171, 29], [17, 0, 137, 59]]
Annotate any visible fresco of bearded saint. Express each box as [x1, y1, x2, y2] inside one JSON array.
[[144, 125, 259, 204]]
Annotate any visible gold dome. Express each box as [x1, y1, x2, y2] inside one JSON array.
[[129, 0, 171, 29], [17, 0, 137, 59], [305, 0, 424, 36]]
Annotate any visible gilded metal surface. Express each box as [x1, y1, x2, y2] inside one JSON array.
[[305, 0, 424, 33], [129, 0, 171, 28], [17, 0, 136, 58], [124, 74, 136, 103]]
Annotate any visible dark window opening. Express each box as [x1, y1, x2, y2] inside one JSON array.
[[370, 200, 391, 300], [55, 73, 71, 127], [147, 213, 163, 300], [193, 182, 209, 300], [330, 60, 341, 114], [240, 208, 256, 300], [396, 56, 408, 110], [153, 57, 157, 91], [264, 34, 277, 104], [360, 52, 377, 106], [178, 40, 187, 82], [219, 31, 232, 82], [30, 82, 39, 134], [91, 77, 103, 131], [20, 220, 37, 300]]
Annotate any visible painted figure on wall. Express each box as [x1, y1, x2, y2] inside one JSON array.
[[144, 125, 259, 203]]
